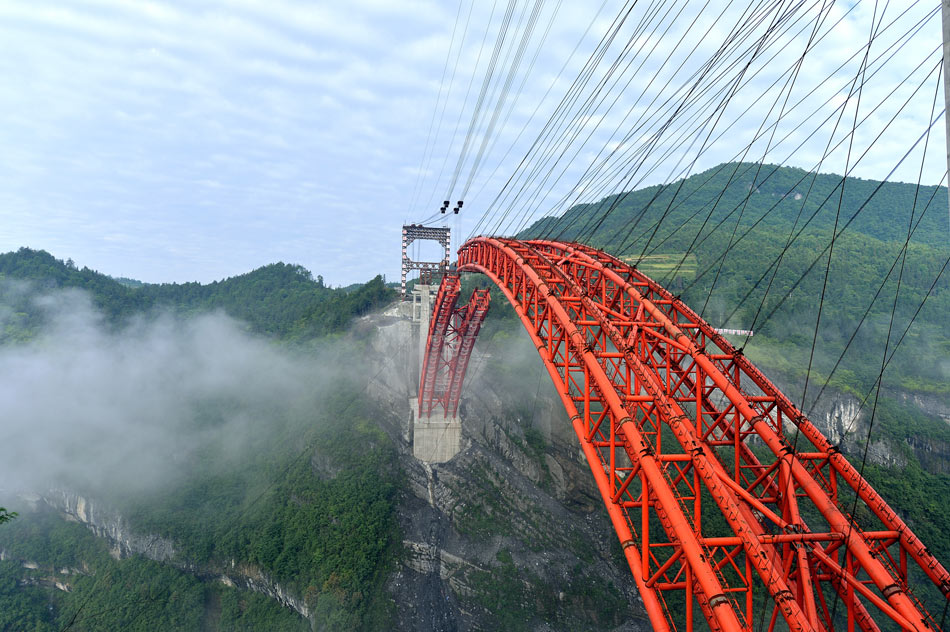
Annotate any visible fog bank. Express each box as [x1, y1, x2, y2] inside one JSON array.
[[0, 286, 337, 497]]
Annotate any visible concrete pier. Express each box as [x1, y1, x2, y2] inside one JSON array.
[[409, 397, 461, 463]]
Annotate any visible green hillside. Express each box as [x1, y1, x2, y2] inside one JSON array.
[[524, 162, 950, 397], [0, 253, 399, 630], [532, 162, 948, 248], [0, 248, 393, 340]]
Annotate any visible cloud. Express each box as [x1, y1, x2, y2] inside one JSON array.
[[0, 0, 941, 286], [0, 284, 343, 497]]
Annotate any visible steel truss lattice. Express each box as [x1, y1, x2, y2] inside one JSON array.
[[418, 273, 491, 419], [401, 224, 451, 298], [421, 237, 950, 632]]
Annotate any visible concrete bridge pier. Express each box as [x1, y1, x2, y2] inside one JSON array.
[[409, 398, 462, 464]]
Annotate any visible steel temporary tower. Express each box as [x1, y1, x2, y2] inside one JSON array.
[[400, 224, 451, 299]]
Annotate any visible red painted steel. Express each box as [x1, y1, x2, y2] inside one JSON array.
[[444, 287, 491, 416], [423, 236, 950, 632], [418, 273, 461, 417], [418, 273, 491, 419]]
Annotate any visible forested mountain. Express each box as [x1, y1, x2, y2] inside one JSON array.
[[524, 162, 950, 396], [0, 250, 640, 631], [0, 248, 392, 340], [0, 253, 400, 630], [531, 162, 948, 248], [1, 163, 949, 631]]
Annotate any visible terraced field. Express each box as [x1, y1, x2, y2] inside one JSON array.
[[619, 253, 697, 282]]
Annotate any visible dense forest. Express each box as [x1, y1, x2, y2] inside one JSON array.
[[524, 162, 950, 398], [0, 248, 392, 341], [0, 384, 399, 630], [0, 254, 399, 630]]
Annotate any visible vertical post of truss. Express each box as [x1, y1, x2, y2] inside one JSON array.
[[445, 228, 452, 274], [401, 226, 409, 298]]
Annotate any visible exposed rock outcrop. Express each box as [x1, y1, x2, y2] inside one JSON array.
[[372, 312, 651, 631], [785, 382, 950, 472], [35, 490, 311, 621], [44, 489, 177, 561]]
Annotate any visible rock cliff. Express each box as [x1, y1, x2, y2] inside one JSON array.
[[35, 490, 312, 620]]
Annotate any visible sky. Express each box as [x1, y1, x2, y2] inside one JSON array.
[[0, 0, 944, 285]]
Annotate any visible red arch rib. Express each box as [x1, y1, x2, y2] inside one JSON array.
[[444, 288, 491, 417], [421, 237, 948, 632], [418, 274, 492, 419], [418, 274, 461, 417]]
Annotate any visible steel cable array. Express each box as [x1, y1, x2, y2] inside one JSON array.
[[405, 3, 950, 627]]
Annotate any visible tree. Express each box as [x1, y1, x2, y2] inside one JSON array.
[[0, 508, 16, 525]]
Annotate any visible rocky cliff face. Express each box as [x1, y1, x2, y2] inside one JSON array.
[[371, 315, 650, 631], [795, 391, 908, 468], [43, 489, 177, 561], [35, 489, 312, 620], [889, 388, 950, 424], [368, 306, 950, 631], [780, 382, 950, 473]]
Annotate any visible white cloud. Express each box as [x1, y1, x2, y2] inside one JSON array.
[[0, 284, 358, 495], [0, 0, 941, 284]]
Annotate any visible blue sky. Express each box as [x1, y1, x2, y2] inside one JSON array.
[[0, 1, 943, 285]]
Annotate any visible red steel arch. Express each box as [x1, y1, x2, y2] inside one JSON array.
[[418, 273, 492, 418], [425, 236, 950, 632]]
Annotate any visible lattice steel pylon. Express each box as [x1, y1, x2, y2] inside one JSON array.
[[421, 237, 950, 632], [401, 224, 451, 298]]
